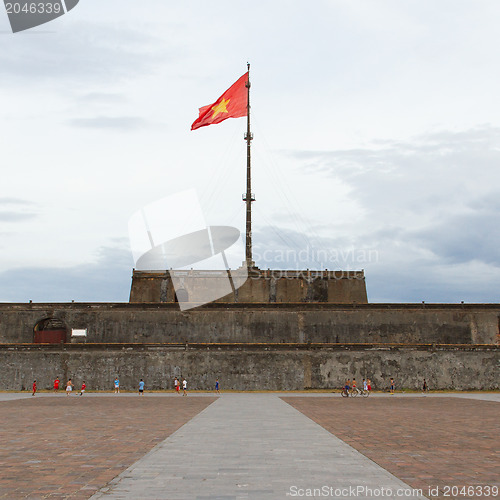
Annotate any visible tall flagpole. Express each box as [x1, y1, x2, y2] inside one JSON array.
[[243, 62, 254, 268]]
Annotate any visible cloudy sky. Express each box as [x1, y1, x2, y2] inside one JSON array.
[[1, 0, 499, 303]]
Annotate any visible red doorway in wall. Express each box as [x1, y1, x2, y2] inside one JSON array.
[[33, 318, 67, 343]]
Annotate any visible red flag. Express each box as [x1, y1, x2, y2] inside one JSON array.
[[191, 72, 248, 131]]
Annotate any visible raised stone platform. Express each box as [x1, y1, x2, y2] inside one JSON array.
[[129, 268, 368, 304]]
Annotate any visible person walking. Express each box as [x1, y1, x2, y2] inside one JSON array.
[[139, 379, 145, 396], [66, 379, 74, 395], [215, 378, 220, 394], [367, 378, 372, 393], [114, 377, 120, 394], [174, 377, 180, 395], [182, 378, 187, 396], [422, 378, 428, 394], [53, 377, 60, 393], [32, 380, 37, 396], [390, 377, 395, 394], [80, 381, 86, 396]]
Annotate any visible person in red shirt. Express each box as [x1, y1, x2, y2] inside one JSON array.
[[80, 381, 86, 396], [32, 380, 37, 396], [54, 377, 60, 392]]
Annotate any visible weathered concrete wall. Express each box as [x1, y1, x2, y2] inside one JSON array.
[[129, 269, 368, 304], [0, 303, 498, 345], [0, 345, 497, 391]]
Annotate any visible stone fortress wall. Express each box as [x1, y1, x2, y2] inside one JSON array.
[[0, 302, 498, 345], [1, 343, 497, 392], [0, 302, 498, 391], [129, 269, 368, 304]]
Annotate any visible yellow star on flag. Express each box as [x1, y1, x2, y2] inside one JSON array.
[[191, 72, 248, 130], [211, 98, 230, 119]]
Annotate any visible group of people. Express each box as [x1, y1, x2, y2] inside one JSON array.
[[31, 376, 223, 395], [115, 376, 189, 395], [343, 377, 395, 394], [342, 377, 429, 395], [173, 377, 188, 395], [34, 377, 87, 396], [137, 377, 221, 395], [343, 378, 372, 395]]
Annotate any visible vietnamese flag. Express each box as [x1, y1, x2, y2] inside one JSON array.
[[191, 72, 248, 131]]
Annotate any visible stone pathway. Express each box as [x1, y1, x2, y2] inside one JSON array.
[[444, 393, 500, 402], [92, 394, 427, 500], [0, 392, 34, 401]]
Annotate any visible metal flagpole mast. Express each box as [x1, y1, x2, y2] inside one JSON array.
[[243, 62, 254, 268]]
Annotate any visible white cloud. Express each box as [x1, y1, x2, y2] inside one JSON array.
[[68, 116, 149, 130], [0, 243, 133, 302], [1, 0, 500, 302]]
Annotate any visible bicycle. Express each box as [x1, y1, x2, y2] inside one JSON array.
[[340, 387, 369, 397], [350, 387, 362, 397]]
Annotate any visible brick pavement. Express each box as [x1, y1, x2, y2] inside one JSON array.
[[283, 397, 500, 499], [0, 396, 215, 499], [91, 394, 427, 500]]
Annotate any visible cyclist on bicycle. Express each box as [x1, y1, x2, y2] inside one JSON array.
[[344, 379, 351, 395]]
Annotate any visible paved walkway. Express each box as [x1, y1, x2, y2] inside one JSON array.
[[443, 393, 500, 402], [0, 392, 34, 401], [92, 395, 427, 500], [1, 391, 498, 402]]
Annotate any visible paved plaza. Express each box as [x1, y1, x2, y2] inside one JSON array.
[[0, 393, 498, 499]]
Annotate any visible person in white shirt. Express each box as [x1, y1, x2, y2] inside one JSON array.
[[182, 378, 187, 396]]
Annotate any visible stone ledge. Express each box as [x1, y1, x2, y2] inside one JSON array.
[[0, 342, 498, 352], [1, 301, 499, 311]]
